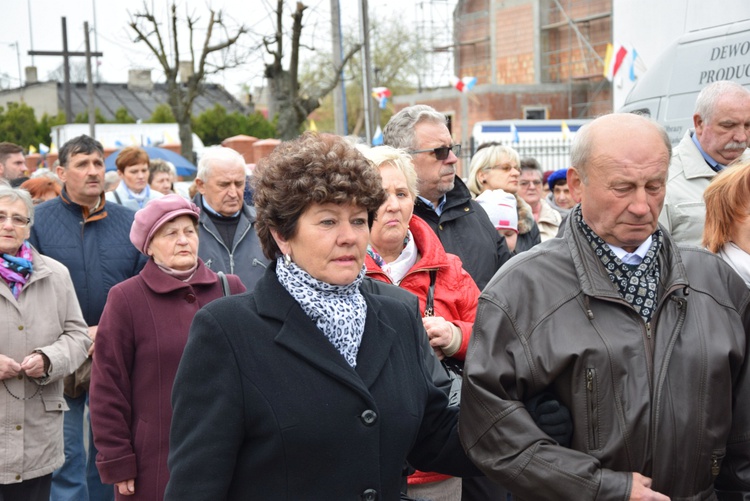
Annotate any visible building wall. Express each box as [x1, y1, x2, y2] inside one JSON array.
[[392, 0, 614, 172], [0, 82, 59, 118]]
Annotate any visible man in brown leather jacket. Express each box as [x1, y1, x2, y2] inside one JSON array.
[[460, 113, 750, 500]]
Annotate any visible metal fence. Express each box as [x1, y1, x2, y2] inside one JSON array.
[[465, 137, 574, 172]]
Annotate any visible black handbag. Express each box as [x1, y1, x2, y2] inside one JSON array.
[[424, 270, 462, 406]]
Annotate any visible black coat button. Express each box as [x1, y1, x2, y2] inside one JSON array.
[[360, 409, 377, 425], [361, 488, 377, 500]]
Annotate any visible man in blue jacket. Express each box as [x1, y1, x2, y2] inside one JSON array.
[[29, 135, 145, 501]]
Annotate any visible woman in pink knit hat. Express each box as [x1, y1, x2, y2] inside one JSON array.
[[88, 195, 245, 500]]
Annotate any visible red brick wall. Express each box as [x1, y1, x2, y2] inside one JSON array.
[[495, 4, 536, 84]]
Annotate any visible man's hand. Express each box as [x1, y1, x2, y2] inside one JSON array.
[[629, 473, 670, 501], [87, 325, 98, 356], [116, 479, 135, 496], [0, 354, 21, 380]]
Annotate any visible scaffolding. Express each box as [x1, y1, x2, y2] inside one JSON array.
[[539, 0, 612, 116], [414, 0, 458, 91]]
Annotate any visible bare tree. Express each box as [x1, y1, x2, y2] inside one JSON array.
[[129, 2, 246, 160], [48, 61, 91, 84], [264, 1, 360, 140]]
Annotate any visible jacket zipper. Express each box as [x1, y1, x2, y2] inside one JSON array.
[[586, 367, 599, 450], [201, 219, 253, 275], [648, 293, 687, 478]]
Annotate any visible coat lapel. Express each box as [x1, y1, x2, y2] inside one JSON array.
[[354, 293, 399, 388], [255, 265, 376, 399]]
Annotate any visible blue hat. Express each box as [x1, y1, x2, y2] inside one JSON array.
[[547, 168, 568, 192]]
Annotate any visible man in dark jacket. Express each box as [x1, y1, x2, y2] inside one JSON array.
[[383, 105, 511, 290], [193, 147, 267, 290], [29, 135, 146, 501], [461, 113, 750, 500]]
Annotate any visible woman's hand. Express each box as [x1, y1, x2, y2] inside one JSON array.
[[116, 479, 136, 496], [422, 316, 461, 359], [0, 355, 21, 380], [20, 353, 46, 379]]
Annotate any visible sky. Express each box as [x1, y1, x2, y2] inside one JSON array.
[[1, 0, 456, 98]]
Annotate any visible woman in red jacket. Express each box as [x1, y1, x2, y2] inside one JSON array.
[[361, 145, 480, 501]]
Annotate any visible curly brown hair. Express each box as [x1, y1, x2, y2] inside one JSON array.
[[253, 132, 386, 260]]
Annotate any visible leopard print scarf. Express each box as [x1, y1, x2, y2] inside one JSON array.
[[276, 257, 367, 368]]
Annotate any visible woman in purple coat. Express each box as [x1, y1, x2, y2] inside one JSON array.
[[88, 195, 245, 500]]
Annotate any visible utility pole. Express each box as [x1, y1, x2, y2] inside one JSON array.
[[28, 17, 103, 123], [84, 21, 95, 138], [330, 0, 347, 136], [358, 0, 373, 144]]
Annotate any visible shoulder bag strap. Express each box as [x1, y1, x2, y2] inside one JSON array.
[[218, 271, 231, 297], [424, 270, 437, 317]]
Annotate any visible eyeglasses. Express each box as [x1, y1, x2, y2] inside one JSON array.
[[408, 144, 461, 161], [0, 214, 31, 228], [518, 180, 543, 188], [488, 164, 521, 173]]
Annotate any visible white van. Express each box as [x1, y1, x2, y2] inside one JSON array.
[[619, 19, 750, 145]]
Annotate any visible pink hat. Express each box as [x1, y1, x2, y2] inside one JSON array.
[[475, 189, 519, 233], [129, 194, 201, 254]]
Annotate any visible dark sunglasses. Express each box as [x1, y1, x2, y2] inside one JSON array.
[[408, 144, 461, 161]]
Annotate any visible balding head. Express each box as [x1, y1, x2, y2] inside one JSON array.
[[571, 113, 671, 183], [567, 113, 671, 251]]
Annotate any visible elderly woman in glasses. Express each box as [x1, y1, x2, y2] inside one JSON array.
[[164, 132, 480, 500], [0, 186, 91, 501], [467, 143, 541, 253]]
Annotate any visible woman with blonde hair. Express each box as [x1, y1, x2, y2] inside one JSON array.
[[466, 143, 541, 252], [362, 144, 480, 500], [703, 158, 750, 287]]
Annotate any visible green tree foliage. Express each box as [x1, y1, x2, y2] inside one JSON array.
[[192, 104, 276, 146], [74, 108, 108, 124], [146, 104, 176, 123], [0, 102, 45, 149], [114, 107, 137, 123], [37, 112, 67, 147]]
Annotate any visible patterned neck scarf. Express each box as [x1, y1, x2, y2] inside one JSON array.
[[276, 257, 367, 368], [1, 241, 34, 300], [575, 206, 662, 323]]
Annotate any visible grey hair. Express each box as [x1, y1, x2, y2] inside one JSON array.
[[359, 145, 420, 199], [0, 185, 34, 226], [383, 104, 448, 150], [467, 144, 521, 196], [570, 113, 672, 183], [196, 147, 246, 181], [694, 81, 750, 124]]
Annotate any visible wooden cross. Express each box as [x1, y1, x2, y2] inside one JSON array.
[[28, 17, 103, 123]]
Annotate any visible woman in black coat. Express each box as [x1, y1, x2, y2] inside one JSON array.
[[165, 133, 480, 501]]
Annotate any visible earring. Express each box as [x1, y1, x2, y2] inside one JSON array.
[[283, 253, 292, 268]]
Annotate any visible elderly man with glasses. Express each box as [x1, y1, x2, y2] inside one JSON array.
[[383, 105, 511, 292]]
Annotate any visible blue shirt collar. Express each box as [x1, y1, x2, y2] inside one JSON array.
[[691, 131, 724, 172], [417, 195, 447, 216]]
